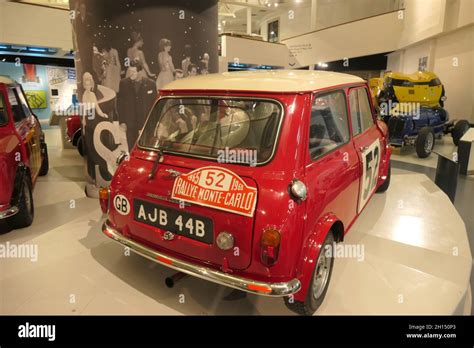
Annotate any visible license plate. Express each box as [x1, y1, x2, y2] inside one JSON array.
[[133, 199, 213, 244]]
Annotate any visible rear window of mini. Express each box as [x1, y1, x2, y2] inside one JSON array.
[[138, 96, 284, 165]]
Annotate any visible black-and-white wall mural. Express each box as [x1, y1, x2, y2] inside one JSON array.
[[69, 0, 218, 194]]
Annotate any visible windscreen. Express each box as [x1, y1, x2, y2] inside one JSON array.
[[138, 97, 282, 164]]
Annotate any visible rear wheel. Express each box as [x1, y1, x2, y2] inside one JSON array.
[[284, 232, 335, 315], [415, 127, 435, 158], [8, 175, 34, 229], [452, 120, 470, 146]]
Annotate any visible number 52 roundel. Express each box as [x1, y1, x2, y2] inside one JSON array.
[[171, 166, 258, 217], [358, 139, 381, 213]]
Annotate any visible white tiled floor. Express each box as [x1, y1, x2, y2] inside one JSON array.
[[0, 137, 471, 315]]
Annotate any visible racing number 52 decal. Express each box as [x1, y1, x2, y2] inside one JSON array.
[[358, 139, 381, 213]]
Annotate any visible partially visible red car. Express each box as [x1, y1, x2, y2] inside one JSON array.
[[66, 115, 84, 156], [100, 70, 391, 315], [0, 76, 49, 229]]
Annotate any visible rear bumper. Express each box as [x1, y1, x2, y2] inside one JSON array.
[[102, 220, 301, 297], [0, 205, 19, 219]]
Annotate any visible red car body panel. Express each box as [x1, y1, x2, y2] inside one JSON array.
[[0, 80, 44, 212], [104, 81, 392, 300], [66, 115, 81, 143]]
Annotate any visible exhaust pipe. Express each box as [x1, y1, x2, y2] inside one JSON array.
[[165, 272, 187, 288]]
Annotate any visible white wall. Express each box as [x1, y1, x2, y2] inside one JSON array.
[[444, 0, 474, 31], [221, 35, 290, 69], [282, 11, 404, 67], [259, 0, 402, 42], [433, 25, 474, 123], [398, 0, 447, 48], [0, 2, 72, 50], [316, 0, 401, 29], [400, 39, 433, 73]]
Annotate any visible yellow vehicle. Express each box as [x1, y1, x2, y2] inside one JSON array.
[[368, 77, 383, 105], [376, 71, 470, 156], [378, 71, 445, 107]]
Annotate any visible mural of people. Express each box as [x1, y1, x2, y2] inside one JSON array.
[[156, 38, 175, 91], [117, 61, 157, 149], [82, 72, 108, 119], [92, 45, 107, 83], [188, 63, 198, 77], [175, 69, 184, 80], [181, 44, 193, 77], [200, 52, 210, 74], [102, 44, 121, 93], [69, 0, 218, 191], [74, 1, 93, 72], [126, 32, 155, 80]]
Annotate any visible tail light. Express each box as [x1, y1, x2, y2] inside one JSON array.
[[99, 187, 110, 214], [260, 228, 281, 266]]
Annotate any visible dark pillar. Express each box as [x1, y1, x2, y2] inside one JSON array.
[[69, 0, 218, 196]]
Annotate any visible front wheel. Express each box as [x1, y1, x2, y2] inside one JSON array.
[[415, 127, 435, 158], [284, 232, 335, 315], [8, 175, 34, 229]]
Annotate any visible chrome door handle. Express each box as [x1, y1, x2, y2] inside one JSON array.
[[359, 146, 369, 152], [165, 169, 182, 177]]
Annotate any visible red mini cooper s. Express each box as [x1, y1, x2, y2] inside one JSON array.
[[0, 76, 49, 230], [65, 115, 84, 156], [101, 70, 391, 315]]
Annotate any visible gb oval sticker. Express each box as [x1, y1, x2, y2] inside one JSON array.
[[171, 166, 257, 217], [114, 194, 130, 215]]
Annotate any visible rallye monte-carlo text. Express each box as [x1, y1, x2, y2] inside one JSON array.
[[100, 70, 392, 315]]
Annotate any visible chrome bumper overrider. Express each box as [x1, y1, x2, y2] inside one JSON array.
[[0, 205, 19, 219], [102, 221, 301, 297]]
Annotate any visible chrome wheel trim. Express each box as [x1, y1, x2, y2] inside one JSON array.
[[312, 245, 332, 299], [425, 132, 434, 153]]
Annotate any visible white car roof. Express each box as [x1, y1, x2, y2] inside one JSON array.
[[162, 70, 365, 93], [0, 75, 16, 84]]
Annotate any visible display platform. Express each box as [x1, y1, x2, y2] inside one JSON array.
[[0, 147, 471, 315]]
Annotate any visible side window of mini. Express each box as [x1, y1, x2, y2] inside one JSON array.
[[349, 87, 374, 136], [7, 87, 27, 123], [16, 86, 33, 119], [0, 92, 7, 126], [309, 90, 350, 160]]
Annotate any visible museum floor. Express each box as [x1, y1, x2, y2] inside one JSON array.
[[0, 130, 472, 315]]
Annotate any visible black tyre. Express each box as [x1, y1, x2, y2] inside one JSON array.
[[452, 120, 470, 146], [284, 232, 335, 315], [39, 143, 49, 176], [77, 135, 84, 157], [415, 127, 435, 158], [376, 161, 391, 193], [8, 175, 34, 229]]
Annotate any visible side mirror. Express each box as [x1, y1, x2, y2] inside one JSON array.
[[116, 151, 129, 166]]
